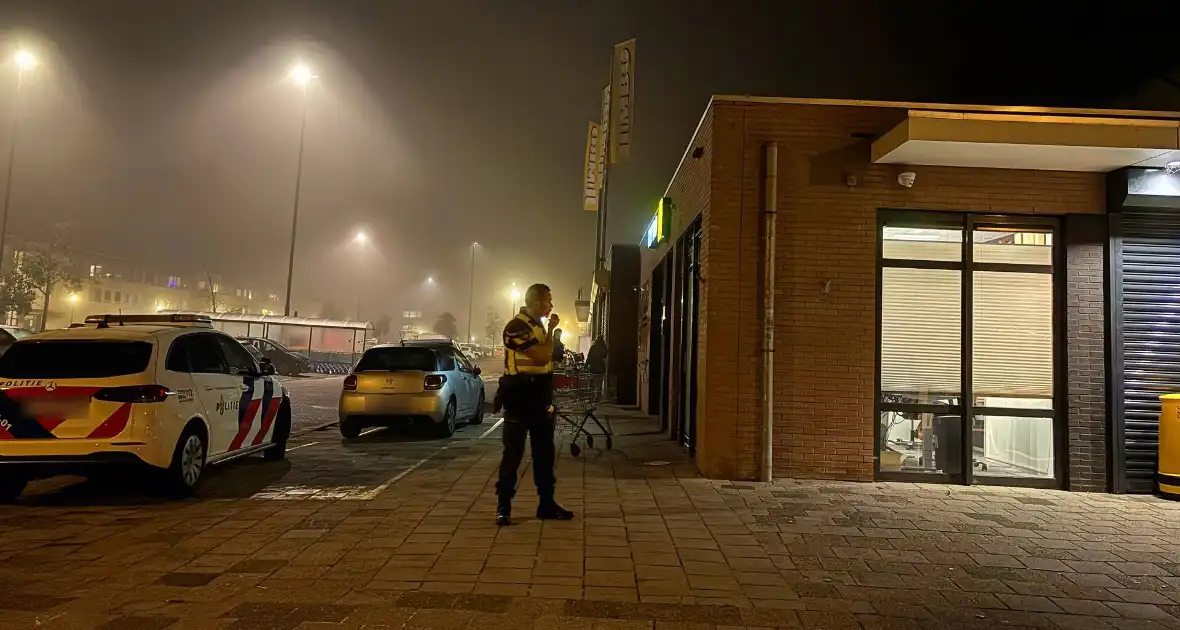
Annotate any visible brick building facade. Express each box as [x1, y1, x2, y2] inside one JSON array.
[[637, 96, 1180, 492]]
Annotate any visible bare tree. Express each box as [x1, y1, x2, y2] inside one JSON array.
[[373, 313, 392, 339], [204, 269, 220, 313], [24, 228, 83, 332], [484, 308, 504, 346], [0, 266, 37, 324], [321, 300, 344, 320]]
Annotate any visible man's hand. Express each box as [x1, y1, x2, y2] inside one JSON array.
[[547, 314, 560, 331]]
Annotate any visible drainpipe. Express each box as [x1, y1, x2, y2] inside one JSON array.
[[761, 142, 778, 483]]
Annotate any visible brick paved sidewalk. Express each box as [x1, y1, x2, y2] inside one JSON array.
[[3, 408, 1180, 629]]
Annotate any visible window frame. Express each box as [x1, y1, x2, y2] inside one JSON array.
[[875, 209, 1065, 489], [354, 346, 439, 373], [0, 340, 154, 379], [454, 350, 474, 373], [167, 332, 230, 375], [436, 349, 457, 372], [215, 334, 259, 375]]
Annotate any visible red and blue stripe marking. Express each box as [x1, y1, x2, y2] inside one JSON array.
[[0, 386, 130, 440]]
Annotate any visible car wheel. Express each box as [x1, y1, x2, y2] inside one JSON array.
[[0, 475, 27, 503], [166, 424, 207, 497], [469, 390, 485, 425], [264, 402, 291, 461], [340, 417, 361, 439], [437, 399, 457, 438]]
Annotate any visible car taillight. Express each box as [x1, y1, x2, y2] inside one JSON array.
[[94, 385, 171, 403], [424, 374, 447, 390], [343, 375, 358, 391]]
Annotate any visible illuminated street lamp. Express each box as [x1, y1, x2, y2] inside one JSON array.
[[282, 61, 318, 316], [353, 230, 368, 245], [68, 292, 78, 323], [466, 242, 478, 343], [12, 50, 36, 71], [510, 287, 521, 315], [288, 63, 316, 88], [0, 48, 39, 271]]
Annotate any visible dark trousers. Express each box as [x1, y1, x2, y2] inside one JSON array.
[[495, 376, 556, 506]]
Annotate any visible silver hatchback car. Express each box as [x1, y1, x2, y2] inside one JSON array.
[[339, 343, 485, 439]]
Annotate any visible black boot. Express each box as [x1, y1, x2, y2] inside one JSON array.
[[496, 502, 512, 526], [536, 497, 574, 521]]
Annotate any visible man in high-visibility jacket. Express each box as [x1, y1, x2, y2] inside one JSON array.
[[495, 283, 574, 526]]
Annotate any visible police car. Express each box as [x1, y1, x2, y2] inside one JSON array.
[[0, 314, 292, 500]]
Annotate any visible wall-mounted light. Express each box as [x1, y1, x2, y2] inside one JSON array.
[[1166, 161, 1180, 175]]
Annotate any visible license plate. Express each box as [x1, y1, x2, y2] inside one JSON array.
[[24, 399, 86, 418]]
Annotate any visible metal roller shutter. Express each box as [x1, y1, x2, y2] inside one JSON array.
[[1120, 207, 1180, 492]]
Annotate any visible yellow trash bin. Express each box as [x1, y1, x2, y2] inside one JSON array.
[[1159, 394, 1180, 497]]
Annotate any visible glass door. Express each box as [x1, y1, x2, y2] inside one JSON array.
[[680, 220, 701, 454], [876, 210, 1062, 487], [877, 214, 965, 482], [968, 218, 1059, 485]]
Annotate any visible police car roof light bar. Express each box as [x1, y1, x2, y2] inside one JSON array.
[[83, 314, 214, 328]]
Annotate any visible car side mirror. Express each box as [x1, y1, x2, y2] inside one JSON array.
[[260, 358, 276, 376], [473, 365, 482, 376]]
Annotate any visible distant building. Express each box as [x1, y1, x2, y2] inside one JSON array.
[[6, 242, 287, 330]]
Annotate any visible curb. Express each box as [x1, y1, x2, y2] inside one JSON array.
[[282, 374, 342, 381], [292, 420, 338, 438]]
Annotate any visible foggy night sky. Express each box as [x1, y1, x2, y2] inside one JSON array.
[[1, 1, 1179, 332]]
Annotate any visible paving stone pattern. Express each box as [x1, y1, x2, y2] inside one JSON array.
[[2, 409, 1180, 628]]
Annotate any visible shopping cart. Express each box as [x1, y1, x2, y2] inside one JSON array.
[[552, 358, 612, 457]]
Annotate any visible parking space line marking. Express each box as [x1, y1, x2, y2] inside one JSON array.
[[359, 427, 384, 437], [310, 405, 335, 410], [351, 445, 449, 500], [286, 441, 319, 452], [479, 418, 504, 439]]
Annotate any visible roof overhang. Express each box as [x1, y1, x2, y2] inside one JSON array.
[[871, 110, 1180, 172]]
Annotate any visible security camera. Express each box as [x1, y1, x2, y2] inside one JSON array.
[[898, 172, 916, 188]]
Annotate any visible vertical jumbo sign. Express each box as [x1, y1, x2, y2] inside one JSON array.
[[582, 121, 601, 212], [597, 84, 610, 190], [609, 39, 635, 164]]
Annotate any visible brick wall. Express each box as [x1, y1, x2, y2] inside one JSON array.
[[644, 107, 719, 473], [697, 107, 760, 478], [692, 100, 1105, 481], [1065, 214, 1108, 491]]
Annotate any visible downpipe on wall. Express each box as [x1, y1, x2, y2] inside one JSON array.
[[761, 142, 778, 483]]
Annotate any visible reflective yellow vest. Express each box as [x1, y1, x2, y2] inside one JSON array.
[[505, 312, 553, 376]]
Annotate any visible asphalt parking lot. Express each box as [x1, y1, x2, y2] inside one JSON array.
[[12, 362, 506, 505]]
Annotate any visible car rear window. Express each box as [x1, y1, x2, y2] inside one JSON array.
[[0, 341, 154, 379], [354, 347, 437, 372]]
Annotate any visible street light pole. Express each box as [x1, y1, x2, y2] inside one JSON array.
[[466, 242, 477, 342], [0, 54, 35, 271], [283, 64, 315, 317], [353, 231, 368, 322]]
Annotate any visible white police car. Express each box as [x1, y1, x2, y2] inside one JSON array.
[[0, 314, 291, 500]]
